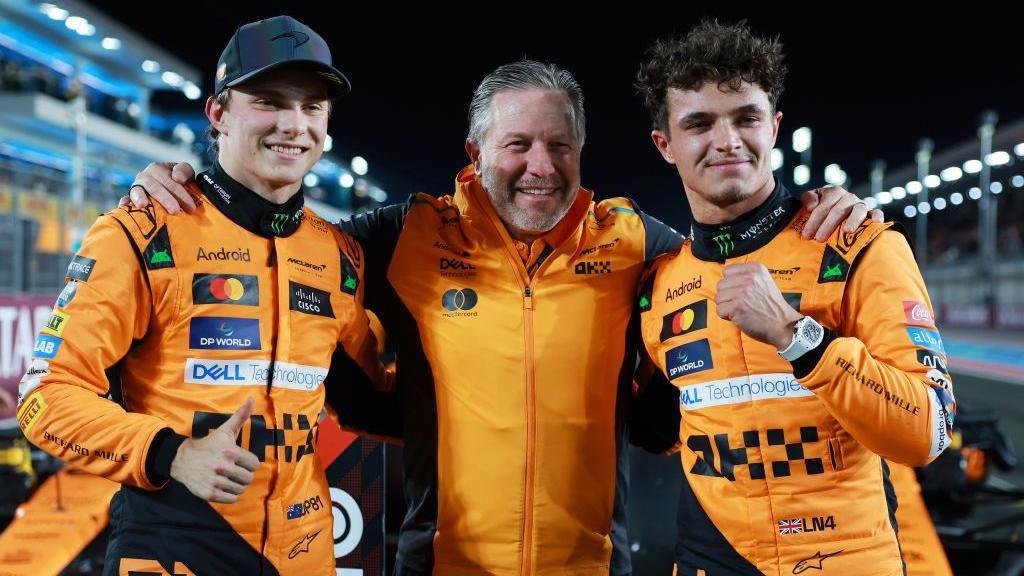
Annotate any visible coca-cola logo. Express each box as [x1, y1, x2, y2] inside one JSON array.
[[903, 301, 935, 327]]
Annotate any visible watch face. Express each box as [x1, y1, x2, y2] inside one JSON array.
[[801, 319, 824, 342]]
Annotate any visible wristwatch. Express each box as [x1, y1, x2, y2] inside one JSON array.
[[778, 316, 825, 361]]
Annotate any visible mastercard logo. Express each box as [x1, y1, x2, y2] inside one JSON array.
[[193, 273, 258, 306], [660, 299, 708, 341], [672, 308, 696, 334], [210, 277, 245, 301]]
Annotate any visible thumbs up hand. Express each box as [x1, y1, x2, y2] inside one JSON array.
[[170, 398, 261, 503]]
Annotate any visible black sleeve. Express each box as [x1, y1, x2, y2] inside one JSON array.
[[325, 346, 404, 440], [626, 198, 685, 263], [628, 266, 682, 454], [337, 199, 411, 312]]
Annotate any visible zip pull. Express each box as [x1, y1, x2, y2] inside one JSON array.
[[523, 287, 534, 310]]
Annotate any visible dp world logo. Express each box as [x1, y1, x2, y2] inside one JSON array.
[[442, 288, 478, 311]]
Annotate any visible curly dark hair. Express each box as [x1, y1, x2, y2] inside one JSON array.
[[636, 20, 787, 134]]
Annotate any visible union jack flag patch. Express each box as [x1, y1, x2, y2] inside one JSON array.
[[778, 518, 804, 534]]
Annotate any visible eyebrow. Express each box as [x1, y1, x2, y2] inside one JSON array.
[[679, 104, 768, 125], [245, 88, 328, 102]]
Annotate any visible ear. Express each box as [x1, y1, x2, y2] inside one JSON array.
[[465, 139, 482, 174], [650, 130, 676, 165], [206, 94, 228, 136]]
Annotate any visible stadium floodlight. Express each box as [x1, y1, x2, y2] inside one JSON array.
[[303, 173, 319, 187], [933, 197, 947, 210], [771, 148, 784, 171], [950, 192, 964, 205], [940, 166, 963, 182], [906, 181, 923, 195], [351, 156, 368, 176], [986, 151, 1010, 166], [101, 37, 121, 50], [824, 163, 845, 185], [963, 159, 983, 174], [792, 127, 811, 153], [40, 3, 69, 20], [1012, 175, 1024, 188], [78, 23, 95, 36], [864, 197, 878, 210], [161, 71, 183, 87], [917, 202, 931, 214], [968, 187, 982, 200], [793, 164, 810, 185], [339, 173, 354, 188], [877, 191, 893, 205], [1015, 143, 1024, 157], [324, 135, 333, 152], [65, 15, 86, 32], [991, 182, 1003, 194], [183, 82, 201, 100], [891, 186, 906, 200], [924, 174, 941, 188], [903, 205, 917, 218], [142, 60, 160, 73]]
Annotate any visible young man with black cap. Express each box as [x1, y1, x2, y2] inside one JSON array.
[[17, 16, 386, 575]]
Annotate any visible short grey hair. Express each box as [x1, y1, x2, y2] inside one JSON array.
[[467, 60, 586, 146]]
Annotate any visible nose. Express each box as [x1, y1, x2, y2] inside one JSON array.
[[276, 106, 307, 139], [525, 143, 557, 180], [711, 119, 742, 154]]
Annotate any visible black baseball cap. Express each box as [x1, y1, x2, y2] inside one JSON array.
[[214, 15, 350, 98]]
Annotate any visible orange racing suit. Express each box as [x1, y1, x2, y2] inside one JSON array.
[[17, 162, 388, 575], [636, 184, 956, 575]]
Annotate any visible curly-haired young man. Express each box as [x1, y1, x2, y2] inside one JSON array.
[[633, 20, 955, 576]]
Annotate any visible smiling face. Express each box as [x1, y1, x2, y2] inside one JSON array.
[[207, 66, 330, 200], [466, 88, 581, 242], [650, 81, 782, 222]]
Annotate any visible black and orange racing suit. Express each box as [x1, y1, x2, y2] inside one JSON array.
[[338, 166, 681, 575], [634, 183, 956, 575], [16, 162, 389, 575]]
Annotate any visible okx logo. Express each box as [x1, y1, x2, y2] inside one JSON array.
[[442, 288, 478, 317], [711, 233, 734, 256], [193, 274, 259, 306], [189, 317, 261, 350], [660, 300, 708, 341], [665, 339, 713, 379]]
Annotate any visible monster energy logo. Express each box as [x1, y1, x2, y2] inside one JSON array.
[[821, 263, 843, 280], [270, 213, 289, 235], [149, 249, 171, 265], [712, 233, 734, 256]]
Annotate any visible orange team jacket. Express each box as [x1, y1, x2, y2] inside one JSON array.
[[636, 186, 956, 576], [16, 163, 388, 576], [339, 166, 683, 576]]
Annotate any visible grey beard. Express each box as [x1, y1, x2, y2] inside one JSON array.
[[480, 164, 575, 234]]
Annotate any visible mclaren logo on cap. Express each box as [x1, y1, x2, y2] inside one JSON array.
[[216, 63, 227, 81], [316, 71, 342, 84], [272, 31, 309, 48]]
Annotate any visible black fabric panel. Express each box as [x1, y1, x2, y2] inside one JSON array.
[[881, 460, 908, 576], [628, 198, 685, 263], [326, 345, 403, 439], [674, 471, 761, 575], [104, 483, 280, 576], [610, 304, 642, 575]]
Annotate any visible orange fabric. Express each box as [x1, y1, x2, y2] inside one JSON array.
[[0, 469, 119, 575], [640, 213, 952, 575], [16, 190, 383, 574], [388, 165, 648, 574], [889, 463, 953, 576]]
